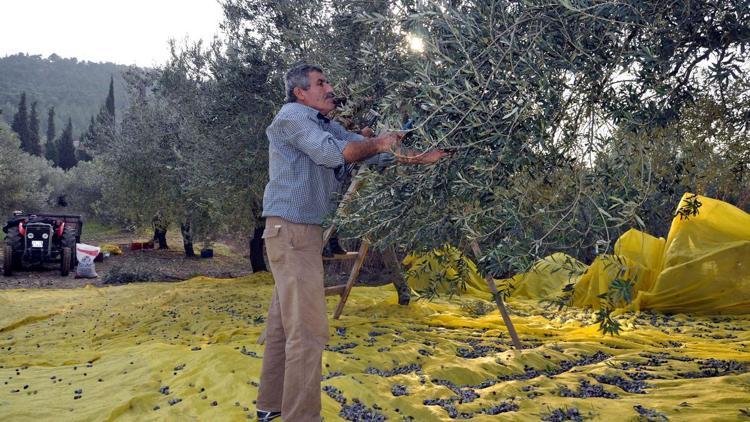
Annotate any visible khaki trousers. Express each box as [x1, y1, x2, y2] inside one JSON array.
[[256, 217, 329, 421]]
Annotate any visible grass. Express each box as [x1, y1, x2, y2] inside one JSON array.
[[82, 221, 128, 241], [1, 218, 242, 258]]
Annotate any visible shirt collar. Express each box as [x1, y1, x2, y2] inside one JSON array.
[[316, 112, 330, 124], [283, 102, 330, 123]]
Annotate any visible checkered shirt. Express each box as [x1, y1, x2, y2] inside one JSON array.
[[262, 102, 394, 225]]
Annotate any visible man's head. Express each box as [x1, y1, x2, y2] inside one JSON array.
[[285, 63, 336, 115]]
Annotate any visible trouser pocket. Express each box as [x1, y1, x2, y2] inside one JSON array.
[[262, 223, 284, 263]]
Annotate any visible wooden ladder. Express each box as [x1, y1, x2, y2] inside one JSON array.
[[321, 172, 369, 320], [257, 169, 523, 349]]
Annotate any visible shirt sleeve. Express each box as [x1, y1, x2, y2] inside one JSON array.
[[329, 122, 397, 168], [327, 121, 365, 142], [328, 123, 396, 167], [274, 115, 350, 169]]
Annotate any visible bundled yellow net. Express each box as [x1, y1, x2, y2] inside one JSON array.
[[99, 244, 124, 256], [569, 193, 749, 314], [406, 193, 750, 315]]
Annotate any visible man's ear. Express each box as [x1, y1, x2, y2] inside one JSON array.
[[293, 86, 306, 102]]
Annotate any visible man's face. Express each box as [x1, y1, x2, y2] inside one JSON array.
[[294, 71, 336, 115]]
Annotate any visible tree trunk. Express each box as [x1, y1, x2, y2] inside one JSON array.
[[249, 225, 268, 272], [154, 227, 168, 249], [152, 212, 169, 249], [383, 246, 410, 305], [180, 222, 195, 257]]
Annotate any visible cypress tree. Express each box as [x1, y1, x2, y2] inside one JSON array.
[[57, 118, 78, 170], [81, 78, 116, 156], [11, 92, 29, 152], [45, 107, 58, 164], [77, 133, 93, 162], [28, 101, 42, 156], [105, 75, 115, 119], [79, 115, 97, 159]]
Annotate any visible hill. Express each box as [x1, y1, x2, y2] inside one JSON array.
[[0, 53, 132, 140]]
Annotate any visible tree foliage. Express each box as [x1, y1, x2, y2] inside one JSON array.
[[0, 53, 129, 142], [79, 75, 117, 160], [105, 75, 115, 118], [335, 0, 750, 277], [59, 0, 750, 279], [93, 0, 414, 251], [0, 121, 64, 216], [11, 92, 29, 152]]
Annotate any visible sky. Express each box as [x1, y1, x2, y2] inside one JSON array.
[[0, 0, 225, 67]]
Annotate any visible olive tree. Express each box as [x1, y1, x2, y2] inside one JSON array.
[[337, 0, 750, 277], [0, 121, 65, 216]]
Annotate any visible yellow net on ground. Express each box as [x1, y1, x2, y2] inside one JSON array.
[[1, 193, 749, 420], [1, 274, 749, 421]]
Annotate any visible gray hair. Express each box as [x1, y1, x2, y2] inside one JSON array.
[[285, 63, 323, 103]]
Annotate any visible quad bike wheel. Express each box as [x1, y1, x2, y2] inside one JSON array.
[[3, 244, 12, 276], [61, 247, 72, 277]]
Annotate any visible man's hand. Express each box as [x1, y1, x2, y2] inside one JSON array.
[[360, 127, 374, 138], [374, 131, 404, 152]]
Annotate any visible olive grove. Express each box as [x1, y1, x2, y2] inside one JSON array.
[[48, 0, 749, 277]]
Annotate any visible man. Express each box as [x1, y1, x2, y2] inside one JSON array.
[[256, 63, 447, 422]]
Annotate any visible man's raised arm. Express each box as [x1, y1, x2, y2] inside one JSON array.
[[342, 131, 403, 163]]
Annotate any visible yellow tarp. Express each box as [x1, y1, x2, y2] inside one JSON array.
[[510, 253, 585, 300], [2, 193, 749, 420], [407, 194, 749, 315], [632, 194, 750, 313], [1, 274, 750, 421], [570, 194, 750, 313], [100, 244, 124, 256], [402, 246, 491, 297]]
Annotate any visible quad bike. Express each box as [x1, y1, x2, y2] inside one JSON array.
[[2, 212, 82, 277]]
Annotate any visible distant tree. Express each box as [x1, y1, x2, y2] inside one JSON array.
[[77, 116, 96, 161], [45, 106, 58, 164], [27, 101, 42, 156], [0, 54, 129, 140], [105, 75, 115, 119], [79, 77, 117, 157], [0, 120, 65, 215], [76, 134, 93, 161], [57, 118, 77, 170], [11, 92, 29, 151], [100, 67, 208, 257]]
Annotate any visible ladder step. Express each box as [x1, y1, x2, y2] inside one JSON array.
[[325, 285, 346, 296], [323, 251, 359, 261]]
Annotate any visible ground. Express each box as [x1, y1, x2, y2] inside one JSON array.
[[0, 227, 386, 290], [0, 228, 253, 289], [0, 275, 748, 421], [1, 226, 748, 421]]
